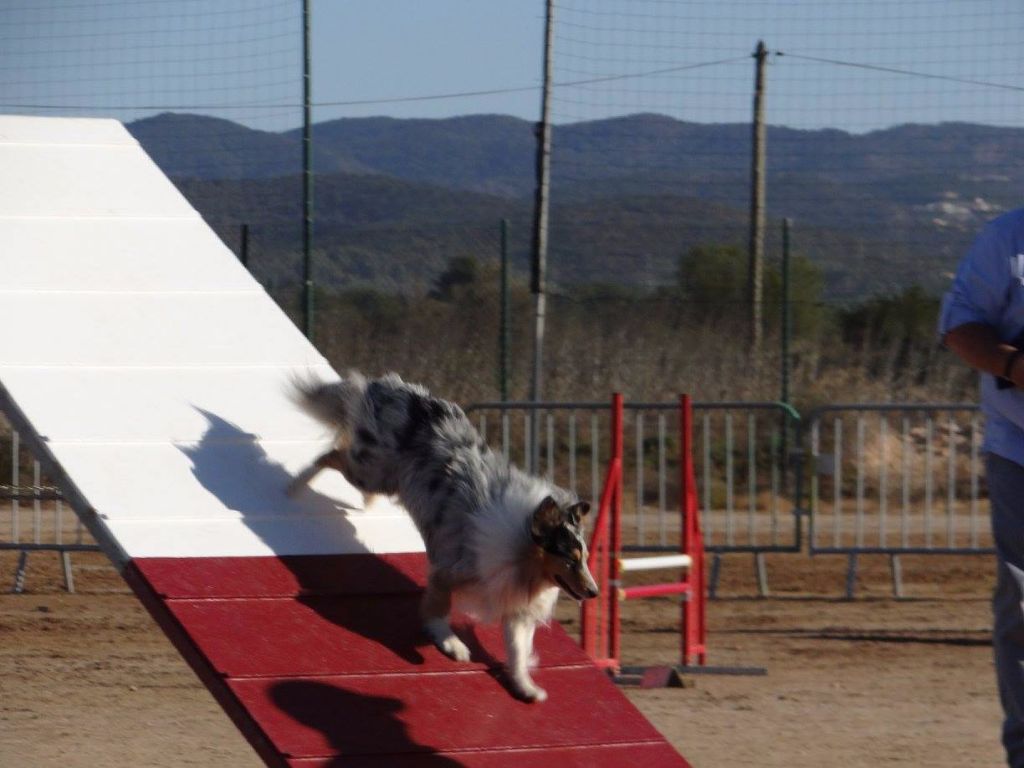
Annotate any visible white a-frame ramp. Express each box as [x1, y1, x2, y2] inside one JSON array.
[[0, 115, 689, 767]]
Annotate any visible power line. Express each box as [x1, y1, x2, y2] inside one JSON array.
[[0, 55, 749, 112], [779, 52, 1024, 94], [31, 51, 1023, 116]]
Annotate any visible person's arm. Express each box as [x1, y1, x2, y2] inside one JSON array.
[[944, 322, 1024, 387]]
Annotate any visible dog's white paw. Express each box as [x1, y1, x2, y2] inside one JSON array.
[[425, 618, 471, 662], [438, 635, 472, 663], [528, 653, 540, 670], [512, 678, 548, 703], [528, 686, 548, 703]]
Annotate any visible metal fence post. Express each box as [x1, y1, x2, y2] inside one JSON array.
[[239, 222, 249, 269], [301, 0, 314, 340], [499, 218, 510, 402]]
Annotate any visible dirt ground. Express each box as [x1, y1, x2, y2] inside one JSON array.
[[0, 548, 1005, 767]]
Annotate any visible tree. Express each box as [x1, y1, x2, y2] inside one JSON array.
[[839, 285, 939, 347], [430, 255, 480, 301], [676, 244, 747, 324], [764, 252, 829, 339], [677, 243, 828, 338]]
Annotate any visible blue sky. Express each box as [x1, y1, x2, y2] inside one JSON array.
[[2, 1, 1022, 133]]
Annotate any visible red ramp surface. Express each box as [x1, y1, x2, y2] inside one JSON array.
[[128, 554, 690, 767]]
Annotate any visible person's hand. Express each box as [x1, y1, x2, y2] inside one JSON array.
[[1007, 350, 1024, 389]]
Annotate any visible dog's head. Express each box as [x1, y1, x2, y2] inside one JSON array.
[[530, 496, 599, 601]]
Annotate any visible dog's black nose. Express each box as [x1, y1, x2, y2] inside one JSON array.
[[585, 586, 599, 599]]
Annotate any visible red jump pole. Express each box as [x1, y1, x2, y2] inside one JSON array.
[[608, 392, 624, 670], [581, 454, 618, 663], [680, 394, 707, 666], [581, 393, 623, 672]]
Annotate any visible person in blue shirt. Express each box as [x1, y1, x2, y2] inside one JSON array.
[[941, 207, 1024, 767]]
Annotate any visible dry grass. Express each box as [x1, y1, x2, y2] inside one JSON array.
[[303, 292, 975, 410]]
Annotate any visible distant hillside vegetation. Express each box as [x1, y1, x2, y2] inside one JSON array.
[[129, 112, 1024, 298]]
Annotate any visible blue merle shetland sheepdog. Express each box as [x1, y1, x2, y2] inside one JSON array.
[[288, 371, 599, 702]]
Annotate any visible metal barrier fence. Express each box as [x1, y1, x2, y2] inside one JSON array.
[[1, 416, 100, 593], [1, 397, 1000, 598], [804, 403, 991, 596], [465, 400, 802, 561]]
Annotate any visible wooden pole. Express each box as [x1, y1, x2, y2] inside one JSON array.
[[748, 41, 768, 354], [529, 0, 555, 471]]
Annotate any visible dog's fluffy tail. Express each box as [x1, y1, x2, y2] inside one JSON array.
[[290, 371, 367, 436]]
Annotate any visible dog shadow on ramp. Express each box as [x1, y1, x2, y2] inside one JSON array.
[[181, 407, 363, 526], [180, 409, 507, 655], [179, 409, 444, 664], [269, 680, 466, 767]]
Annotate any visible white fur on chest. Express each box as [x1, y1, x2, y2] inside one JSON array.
[[453, 579, 560, 625]]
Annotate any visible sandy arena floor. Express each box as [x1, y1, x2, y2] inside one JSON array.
[[0, 548, 1005, 767]]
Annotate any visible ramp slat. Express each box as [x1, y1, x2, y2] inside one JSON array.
[[2, 219, 255, 292], [106, 515, 425, 559], [286, 743, 688, 767], [0, 293, 319, 368], [0, 142, 194, 218], [230, 666, 667, 758], [136, 553, 429, 598], [0, 367, 337, 444], [166, 595, 591, 678]]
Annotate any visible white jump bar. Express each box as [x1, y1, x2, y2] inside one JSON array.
[[618, 554, 692, 572]]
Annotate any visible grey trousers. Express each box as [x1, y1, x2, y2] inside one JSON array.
[[987, 452, 1024, 767]]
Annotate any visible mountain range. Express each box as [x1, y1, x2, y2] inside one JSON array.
[[127, 112, 1024, 299]]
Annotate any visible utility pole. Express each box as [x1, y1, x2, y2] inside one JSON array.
[[302, 0, 314, 339], [529, 0, 555, 472], [748, 40, 768, 354]]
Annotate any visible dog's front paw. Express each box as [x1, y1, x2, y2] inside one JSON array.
[[527, 686, 548, 703], [438, 635, 472, 662], [425, 619, 472, 662], [511, 677, 547, 703]]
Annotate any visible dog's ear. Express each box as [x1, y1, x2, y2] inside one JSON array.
[[531, 496, 561, 544], [566, 501, 590, 526]]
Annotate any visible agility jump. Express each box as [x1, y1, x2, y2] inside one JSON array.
[[582, 394, 707, 677], [0, 115, 692, 766]]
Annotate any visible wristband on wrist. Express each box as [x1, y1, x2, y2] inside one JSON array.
[[1003, 349, 1024, 381]]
